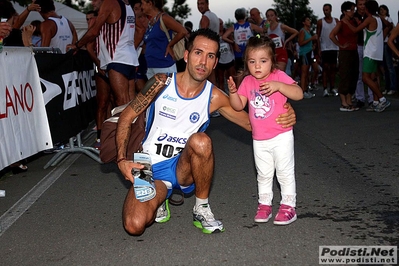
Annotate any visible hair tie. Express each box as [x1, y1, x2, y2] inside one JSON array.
[[256, 34, 261, 38]]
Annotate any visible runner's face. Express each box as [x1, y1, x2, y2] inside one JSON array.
[[266, 11, 277, 22], [86, 14, 96, 27], [323, 6, 331, 17], [197, 0, 208, 14], [250, 10, 260, 22], [379, 7, 387, 16], [134, 3, 143, 17], [186, 36, 218, 82], [140, 0, 151, 15], [91, 0, 102, 11], [356, 0, 366, 15]]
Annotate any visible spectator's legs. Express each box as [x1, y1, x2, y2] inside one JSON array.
[[95, 74, 111, 139], [108, 69, 132, 106]]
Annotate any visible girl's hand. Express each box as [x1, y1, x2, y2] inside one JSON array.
[[227, 76, 238, 94], [165, 45, 173, 58], [260, 81, 280, 96]]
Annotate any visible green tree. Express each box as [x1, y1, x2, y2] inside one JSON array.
[[163, 0, 191, 23], [272, 0, 318, 31]]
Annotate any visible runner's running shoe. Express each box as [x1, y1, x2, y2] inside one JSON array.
[[155, 199, 170, 223], [193, 204, 225, 234], [374, 100, 391, 113]]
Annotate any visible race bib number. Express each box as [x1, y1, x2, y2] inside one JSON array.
[[148, 127, 189, 163], [271, 36, 283, 49]]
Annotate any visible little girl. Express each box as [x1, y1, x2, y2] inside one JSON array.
[[228, 35, 303, 225]]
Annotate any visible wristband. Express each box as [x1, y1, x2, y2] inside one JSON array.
[[116, 157, 126, 164]]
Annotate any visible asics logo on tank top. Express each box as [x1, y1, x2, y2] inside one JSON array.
[[162, 94, 177, 102], [157, 133, 188, 144]]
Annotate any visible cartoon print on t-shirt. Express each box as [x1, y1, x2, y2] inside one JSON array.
[[250, 91, 274, 119]]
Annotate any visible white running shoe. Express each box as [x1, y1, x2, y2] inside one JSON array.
[[155, 199, 170, 223], [193, 204, 225, 234]]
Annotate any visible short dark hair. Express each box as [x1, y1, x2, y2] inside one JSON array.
[[35, 0, 56, 14], [341, 1, 355, 13], [235, 8, 246, 21], [186, 28, 220, 58], [144, 0, 164, 11], [365, 0, 378, 15], [184, 21, 193, 32], [323, 3, 332, 10], [379, 5, 390, 17], [266, 8, 277, 17], [0, 0, 16, 20], [86, 10, 98, 16], [31, 20, 42, 35]]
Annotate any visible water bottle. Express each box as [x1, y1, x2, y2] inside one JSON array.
[[132, 153, 156, 202]]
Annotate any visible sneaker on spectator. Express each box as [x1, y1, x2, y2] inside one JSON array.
[[366, 103, 377, 112], [273, 204, 297, 225], [303, 91, 315, 99], [155, 199, 170, 223], [382, 90, 387, 95], [254, 204, 272, 223], [94, 139, 101, 150], [193, 204, 225, 234], [323, 89, 330, 97], [374, 100, 391, 113], [354, 100, 365, 109], [331, 88, 338, 96], [387, 90, 396, 95], [339, 105, 354, 112]]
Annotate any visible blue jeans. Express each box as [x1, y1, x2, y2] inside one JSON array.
[[383, 43, 397, 91]]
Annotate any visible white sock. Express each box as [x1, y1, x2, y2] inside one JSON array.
[[379, 97, 386, 103], [373, 101, 379, 106], [195, 197, 208, 208]]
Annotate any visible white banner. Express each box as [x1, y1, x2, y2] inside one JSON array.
[[0, 47, 53, 170]]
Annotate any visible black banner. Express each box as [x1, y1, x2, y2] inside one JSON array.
[[35, 50, 97, 144]]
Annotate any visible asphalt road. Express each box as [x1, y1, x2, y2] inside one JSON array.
[[0, 89, 398, 266]]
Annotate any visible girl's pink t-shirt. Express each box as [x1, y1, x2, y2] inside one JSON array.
[[237, 69, 295, 140]]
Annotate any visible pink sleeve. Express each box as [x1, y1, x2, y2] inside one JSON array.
[[275, 70, 296, 84]]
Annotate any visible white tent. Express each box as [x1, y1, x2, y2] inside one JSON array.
[[13, 1, 88, 39]]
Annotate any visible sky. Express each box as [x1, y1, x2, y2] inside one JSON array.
[[167, 0, 399, 29]]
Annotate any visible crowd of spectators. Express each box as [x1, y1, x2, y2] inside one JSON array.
[[1, 0, 398, 175]]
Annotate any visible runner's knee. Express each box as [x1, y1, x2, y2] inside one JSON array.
[[123, 216, 146, 236], [188, 133, 212, 156]]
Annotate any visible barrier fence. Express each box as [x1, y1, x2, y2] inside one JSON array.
[[0, 47, 97, 170]]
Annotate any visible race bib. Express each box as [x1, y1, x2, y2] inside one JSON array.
[[147, 127, 190, 164], [271, 36, 283, 49]]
